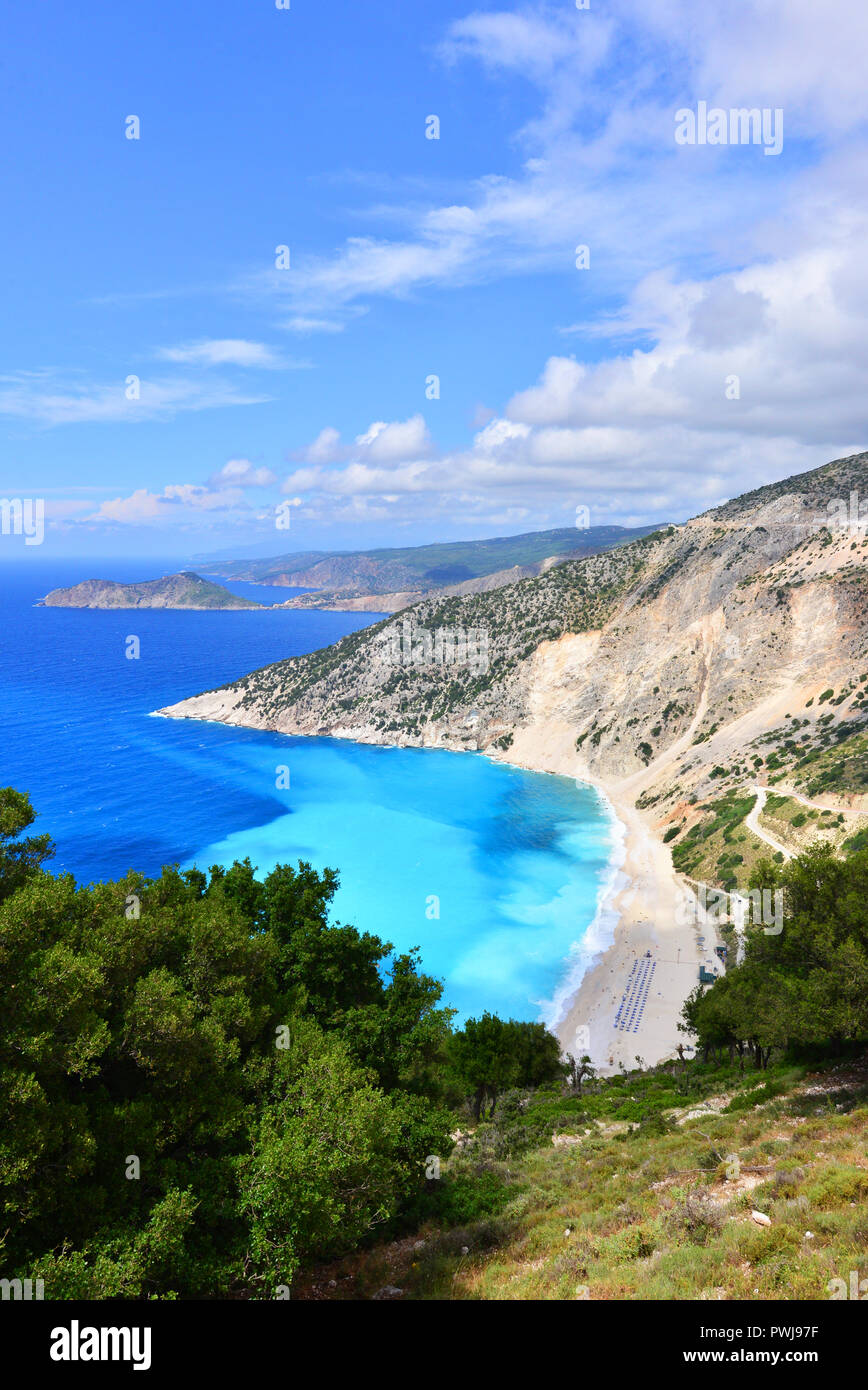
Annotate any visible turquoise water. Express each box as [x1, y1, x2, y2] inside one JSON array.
[[183, 733, 619, 1023], [1, 559, 619, 1025]]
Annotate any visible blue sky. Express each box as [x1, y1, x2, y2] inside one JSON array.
[[2, 0, 867, 560]]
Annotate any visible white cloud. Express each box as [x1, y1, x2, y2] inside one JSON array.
[[91, 483, 247, 525], [209, 458, 277, 488], [440, 10, 584, 79], [280, 467, 321, 492], [158, 339, 282, 368], [300, 427, 343, 464], [294, 415, 433, 469], [507, 237, 868, 446], [287, 236, 474, 307], [0, 372, 270, 426], [625, 0, 868, 137], [238, 0, 868, 333], [91, 490, 167, 524], [284, 317, 345, 335], [354, 415, 432, 463], [272, 227, 868, 531]]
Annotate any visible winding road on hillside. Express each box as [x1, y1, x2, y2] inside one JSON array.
[[745, 786, 793, 861], [746, 782, 868, 863], [775, 785, 866, 818]]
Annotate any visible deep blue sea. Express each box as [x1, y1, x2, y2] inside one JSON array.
[[0, 558, 619, 1024]]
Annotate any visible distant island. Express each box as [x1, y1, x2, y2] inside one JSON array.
[[38, 571, 264, 610]]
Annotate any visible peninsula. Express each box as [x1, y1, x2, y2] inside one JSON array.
[[39, 571, 265, 610]]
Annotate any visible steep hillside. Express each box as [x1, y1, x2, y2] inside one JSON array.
[[158, 536, 655, 737], [159, 454, 868, 806], [293, 1052, 868, 1303]]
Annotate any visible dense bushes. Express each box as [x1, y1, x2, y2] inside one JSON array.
[[0, 789, 456, 1297], [682, 842, 868, 1063], [447, 1012, 564, 1119], [0, 788, 570, 1298]]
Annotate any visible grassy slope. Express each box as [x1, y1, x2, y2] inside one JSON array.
[[669, 792, 766, 892], [759, 794, 866, 854], [664, 696, 868, 892], [294, 1054, 868, 1301]]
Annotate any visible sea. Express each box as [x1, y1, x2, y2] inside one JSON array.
[[0, 557, 621, 1026]]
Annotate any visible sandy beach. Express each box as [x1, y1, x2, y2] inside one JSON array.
[[159, 653, 717, 1076], [498, 716, 711, 1076], [552, 785, 705, 1074]]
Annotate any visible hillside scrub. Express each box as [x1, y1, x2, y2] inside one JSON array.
[[293, 1052, 868, 1302]]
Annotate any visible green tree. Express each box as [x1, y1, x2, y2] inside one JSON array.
[[450, 1014, 563, 1119], [0, 804, 455, 1299], [239, 1021, 410, 1291], [683, 843, 868, 1064], [0, 787, 53, 901]]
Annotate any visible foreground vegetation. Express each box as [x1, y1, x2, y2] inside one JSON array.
[[0, 789, 559, 1300], [295, 1052, 868, 1301], [2, 786, 867, 1301]]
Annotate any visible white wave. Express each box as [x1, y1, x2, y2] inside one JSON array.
[[538, 786, 629, 1031]]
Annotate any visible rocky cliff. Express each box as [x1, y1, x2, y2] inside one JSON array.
[[158, 453, 868, 824]]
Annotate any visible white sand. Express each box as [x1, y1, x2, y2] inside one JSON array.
[[495, 717, 711, 1075]]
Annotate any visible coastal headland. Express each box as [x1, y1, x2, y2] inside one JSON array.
[[156, 453, 868, 1074]]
